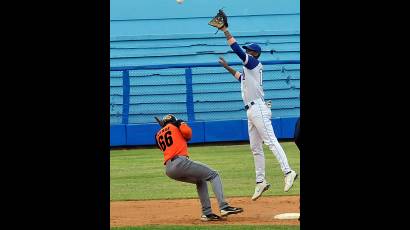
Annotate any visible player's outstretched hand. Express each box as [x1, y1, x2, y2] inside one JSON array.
[[218, 56, 228, 67]]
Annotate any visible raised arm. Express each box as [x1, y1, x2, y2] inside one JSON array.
[[220, 26, 247, 62], [218, 56, 241, 81], [220, 26, 259, 69]]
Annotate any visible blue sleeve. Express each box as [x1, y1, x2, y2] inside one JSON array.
[[230, 42, 247, 62], [245, 56, 260, 70], [230, 42, 260, 70]]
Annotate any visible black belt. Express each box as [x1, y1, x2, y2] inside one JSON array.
[[244, 101, 255, 110]]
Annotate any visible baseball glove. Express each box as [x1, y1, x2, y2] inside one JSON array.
[[208, 9, 228, 31]]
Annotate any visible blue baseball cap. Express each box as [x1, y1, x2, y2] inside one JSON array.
[[242, 43, 262, 53]]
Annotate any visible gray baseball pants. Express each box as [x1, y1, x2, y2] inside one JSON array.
[[165, 156, 229, 215]]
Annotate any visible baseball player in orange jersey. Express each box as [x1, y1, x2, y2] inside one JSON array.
[[217, 24, 298, 201], [154, 114, 243, 221]]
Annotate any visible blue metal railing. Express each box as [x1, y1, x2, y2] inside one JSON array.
[[110, 60, 300, 124], [110, 60, 300, 71]]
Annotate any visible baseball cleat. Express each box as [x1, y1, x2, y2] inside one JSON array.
[[220, 206, 244, 217], [284, 170, 298, 192], [200, 213, 222, 221], [251, 181, 270, 201]]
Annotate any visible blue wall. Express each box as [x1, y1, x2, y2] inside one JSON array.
[[111, 117, 299, 147], [110, 0, 300, 146]]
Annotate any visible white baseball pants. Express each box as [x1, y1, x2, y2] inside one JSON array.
[[246, 98, 292, 183]]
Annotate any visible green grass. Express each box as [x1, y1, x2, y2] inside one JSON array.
[[111, 225, 300, 230], [110, 142, 300, 201]]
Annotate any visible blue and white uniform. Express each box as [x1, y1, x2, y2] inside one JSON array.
[[228, 38, 293, 183]]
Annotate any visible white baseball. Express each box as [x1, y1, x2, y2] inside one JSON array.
[[176, 0, 184, 4]]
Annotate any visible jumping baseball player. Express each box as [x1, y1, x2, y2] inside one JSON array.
[[209, 10, 298, 201], [154, 114, 243, 221]]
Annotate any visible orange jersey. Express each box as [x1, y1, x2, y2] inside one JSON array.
[[155, 123, 192, 164]]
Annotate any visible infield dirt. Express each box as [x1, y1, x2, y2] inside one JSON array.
[[111, 195, 300, 227]]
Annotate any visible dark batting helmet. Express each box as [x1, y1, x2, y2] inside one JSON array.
[[162, 114, 177, 126]]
